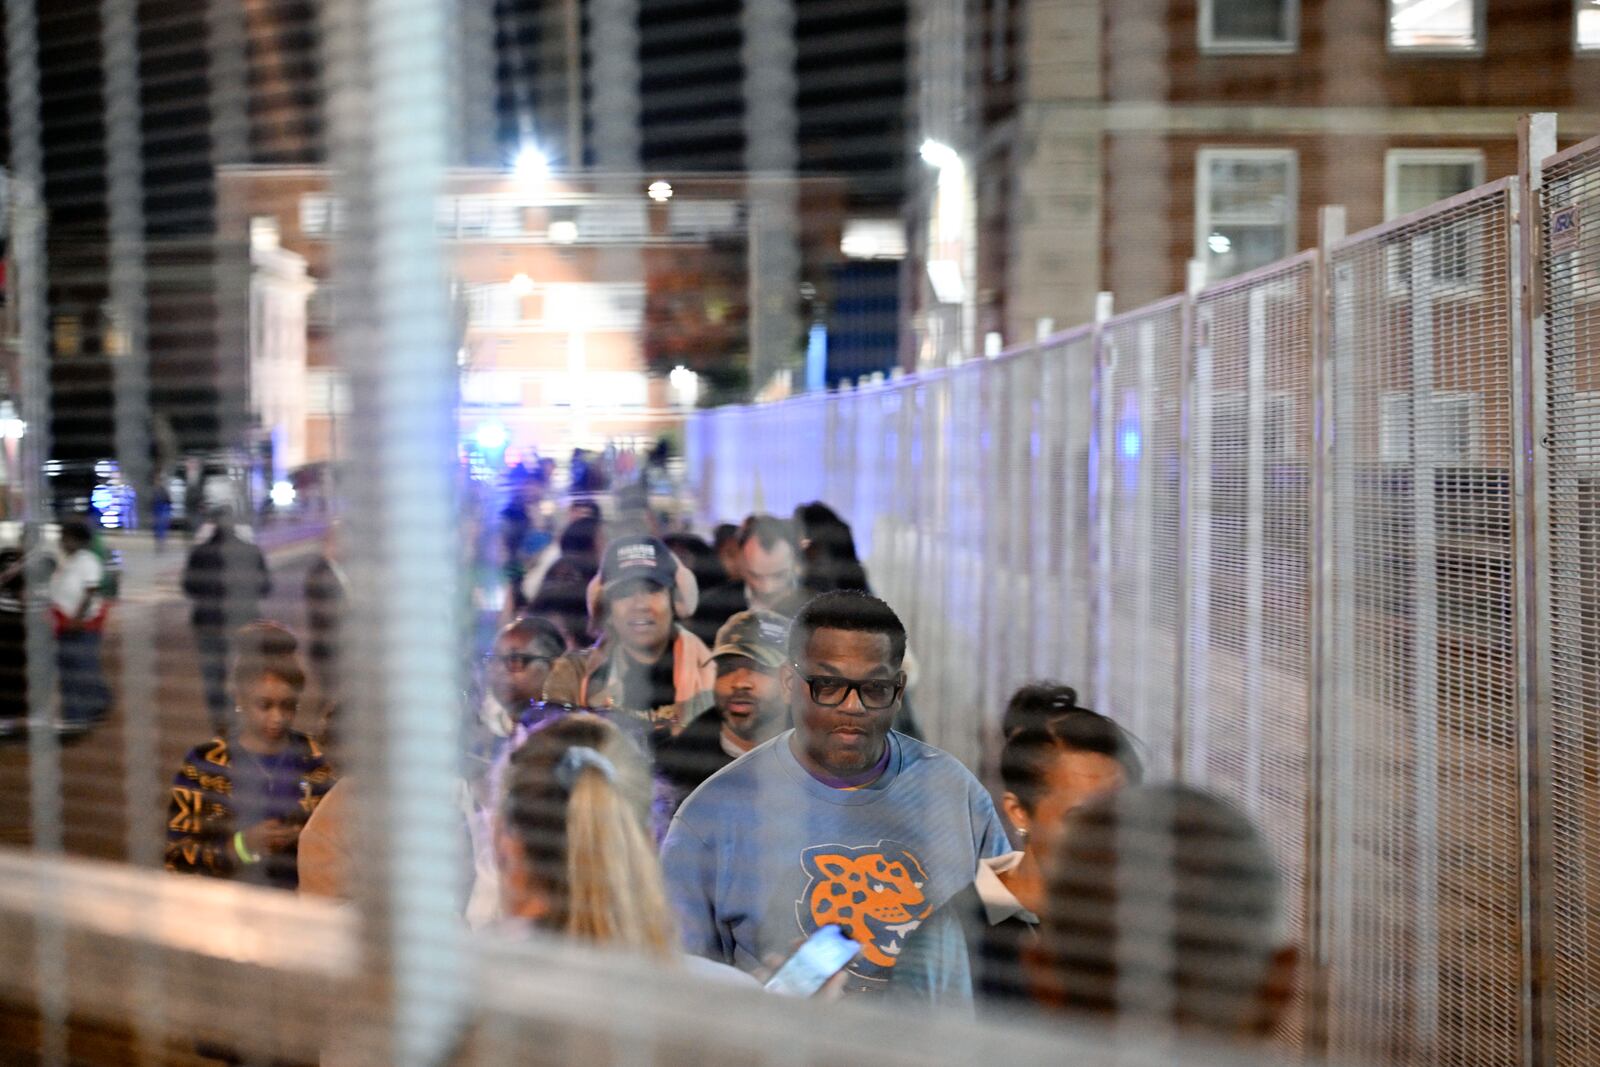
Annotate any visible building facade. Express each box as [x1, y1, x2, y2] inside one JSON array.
[[219, 167, 846, 475], [909, 0, 1600, 363]]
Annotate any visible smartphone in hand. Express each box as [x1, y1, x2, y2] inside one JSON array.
[[763, 925, 861, 997]]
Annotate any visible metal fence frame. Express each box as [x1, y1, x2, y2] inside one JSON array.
[[686, 117, 1600, 1067]]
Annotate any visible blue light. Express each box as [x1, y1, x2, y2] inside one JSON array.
[[91, 485, 121, 529], [805, 324, 828, 393], [1120, 427, 1141, 459]]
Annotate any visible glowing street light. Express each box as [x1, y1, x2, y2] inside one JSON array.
[[648, 180, 674, 203], [509, 272, 535, 296], [513, 145, 549, 188], [919, 139, 963, 171]]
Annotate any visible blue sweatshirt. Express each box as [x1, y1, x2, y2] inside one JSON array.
[[661, 729, 1010, 1000]]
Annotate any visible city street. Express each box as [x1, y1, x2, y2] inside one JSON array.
[[0, 523, 327, 863]]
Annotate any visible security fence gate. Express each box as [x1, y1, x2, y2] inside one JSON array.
[[687, 123, 1600, 1067]]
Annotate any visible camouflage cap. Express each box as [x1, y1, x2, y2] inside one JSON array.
[[707, 608, 789, 670]]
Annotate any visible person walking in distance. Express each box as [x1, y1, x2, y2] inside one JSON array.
[[50, 519, 111, 728], [661, 591, 1009, 999], [303, 523, 346, 700], [737, 515, 803, 615], [182, 509, 271, 732]]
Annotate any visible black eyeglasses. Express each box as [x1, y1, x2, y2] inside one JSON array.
[[486, 652, 553, 671], [791, 666, 904, 709]]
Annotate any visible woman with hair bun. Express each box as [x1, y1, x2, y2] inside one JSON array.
[[495, 712, 753, 984], [496, 713, 679, 953]]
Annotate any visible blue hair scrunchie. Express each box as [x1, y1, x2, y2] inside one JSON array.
[[554, 745, 616, 793]]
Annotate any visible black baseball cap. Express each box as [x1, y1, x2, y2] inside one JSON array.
[[599, 535, 677, 598]]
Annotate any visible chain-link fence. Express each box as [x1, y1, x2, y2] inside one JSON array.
[[687, 128, 1600, 1067]]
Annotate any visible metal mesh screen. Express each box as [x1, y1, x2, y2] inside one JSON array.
[[1095, 299, 1187, 778], [1539, 134, 1600, 1067], [1324, 179, 1526, 1067], [1188, 253, 1317, 1046], [7, 0, 1589, 1054], [1032, 329, 1097, 692]]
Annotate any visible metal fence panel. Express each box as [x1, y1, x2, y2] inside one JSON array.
[[1188, 253, 1318, 1048], [1324, 179, 1526, 1067], [1538, 134, 1600, 1067], [1096, 298, 1187, 777], [1032, 330, 1097, 692]]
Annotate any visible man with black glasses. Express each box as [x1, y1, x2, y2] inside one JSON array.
[[661, 591, 1008, 999]]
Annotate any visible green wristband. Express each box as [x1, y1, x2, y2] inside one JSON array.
[[233, 831, 260, 865]]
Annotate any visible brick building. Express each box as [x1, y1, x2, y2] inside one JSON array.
[[217, 166, 845, 479], [907, 0, 1600, 365]]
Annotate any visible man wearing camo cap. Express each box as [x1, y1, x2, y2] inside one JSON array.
[[656, 608, 791, 816]]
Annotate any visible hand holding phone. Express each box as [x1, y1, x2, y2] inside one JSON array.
[[763, 925, 861, 997]]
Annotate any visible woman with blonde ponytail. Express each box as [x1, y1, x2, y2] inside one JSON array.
[[495, 713, 752, 982]]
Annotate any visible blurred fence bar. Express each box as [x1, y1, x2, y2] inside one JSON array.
[[687, 118, 1600, 1067]]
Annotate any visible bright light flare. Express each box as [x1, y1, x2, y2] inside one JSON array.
[[474, 422, 509, 452], [919, 139, 963, 171], [270, 481, 297, 509], [513, 145, 549, 187], [648, 180, 673, 203]]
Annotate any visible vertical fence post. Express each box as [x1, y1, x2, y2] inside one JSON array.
[[1091, 291, 1115, 712], [1309, 203, 1346, 1060], [1515, 111, 1558, 1067], [1243, 284, 1267, 804], [322, 0, 468, 1061], [103, 0, 164, 1059], [1186, 282, 1213, 784], [5, 1, 63, 1063], [1176, 260, 1205, 780], [1407, 225, 1442, 1053]]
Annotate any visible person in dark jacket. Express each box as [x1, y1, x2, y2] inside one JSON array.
[[0, 547, 26, 731], [303, 524, 346, 699], [528, 516, 603, 647], [182, 510, 271, 731], [662, 532, 734, 647], [655, 608, 790, 818], [1026, 784, 1296, 1041], [793, 501, 871, 597]]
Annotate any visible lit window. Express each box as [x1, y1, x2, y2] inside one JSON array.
[[1200, 0, 1297, 53], [1389, 0, 1481, 52], [465, 284, 520, 326], [1384, 150, 1486, 291], [1579, 0, 1600, 50], [1385, 149, 1483, 220], [299, 194, 339, 236], [1196, 149, 1297, 283]]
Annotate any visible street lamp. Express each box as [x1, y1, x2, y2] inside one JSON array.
[[919, 139, 963, 171], [513, 145, 549, 189]]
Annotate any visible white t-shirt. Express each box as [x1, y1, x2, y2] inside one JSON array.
[[49, 548, 103, 620]]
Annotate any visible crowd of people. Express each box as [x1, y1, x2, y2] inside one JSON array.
[[158, 490, 1296, 1049]]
